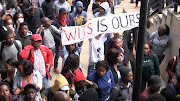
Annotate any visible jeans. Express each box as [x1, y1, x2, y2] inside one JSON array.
[[54, 43, 60, 69], [43, 77, 49, 89], [88, 65, 95, 74]]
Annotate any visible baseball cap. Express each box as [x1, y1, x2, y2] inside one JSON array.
[[59, 8, 66, 15], [149, 75, 162, 87], [32, 34, 42, 41]]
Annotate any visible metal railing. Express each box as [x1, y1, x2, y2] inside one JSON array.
[[148, 0, 175, 18]]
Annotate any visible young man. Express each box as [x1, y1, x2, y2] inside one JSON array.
[[88, 2, 110, 74], [0, 30, 22, 68], [19, 34, 53, 89], [70, 1, 87, 26], [21, 84, 45, 101], [24, 2, 45, 34], [161, 73, 180, 101], [37, 17, 61, 73], [141, 75, 162, 101], [18, 22, 32, 49], [109, 66, 133, 101]]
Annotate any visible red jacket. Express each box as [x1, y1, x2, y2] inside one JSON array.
[[166, 56, 178, 78], [19, 45, 53, 79]]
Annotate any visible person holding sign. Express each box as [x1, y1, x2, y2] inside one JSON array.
[[88, 2, 111, 74], [69, 1, 87, 26]]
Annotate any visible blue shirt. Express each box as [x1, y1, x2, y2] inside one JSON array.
[[87, 70, 115, 101]]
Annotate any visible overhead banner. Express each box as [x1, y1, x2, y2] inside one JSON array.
[[61, 12, 140, 45]]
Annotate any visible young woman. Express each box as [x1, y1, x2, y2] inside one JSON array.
[[150, 24, 170, 64], [61, 54, 80, 84], [108, 36, 127, 66], [87, 60, 115, 101], [106, 48, 122, 84], [0, 82, 19, 101], [13, 59, 42, 99], [141, 43, 160, 92], [2, 58, 18, 94]]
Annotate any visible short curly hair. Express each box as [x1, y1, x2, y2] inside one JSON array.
[[17, 59, 34, 75], [95, 60, 109, 71]]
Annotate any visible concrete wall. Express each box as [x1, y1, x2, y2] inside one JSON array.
[[148, 8, 180, 83]]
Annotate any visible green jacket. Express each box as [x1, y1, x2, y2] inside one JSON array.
[[142, 54, 160, 79]]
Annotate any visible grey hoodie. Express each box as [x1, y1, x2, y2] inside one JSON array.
[[92, 2, 111, 18]]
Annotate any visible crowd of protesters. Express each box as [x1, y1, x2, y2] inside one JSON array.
[[0, 0, 179, 100]]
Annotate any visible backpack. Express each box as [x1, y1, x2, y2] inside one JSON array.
[[41, 26, 61, 44], [0, 40, 20, 60]]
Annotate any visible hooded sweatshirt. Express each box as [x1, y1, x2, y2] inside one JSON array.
[[70, 1, 87, 26], [41, 74, 71, 101], [92, 2, 111, 18]]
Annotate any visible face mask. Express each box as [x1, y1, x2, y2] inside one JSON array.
[[18, 18, 24, 23]]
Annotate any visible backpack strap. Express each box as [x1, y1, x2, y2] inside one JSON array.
[[27, 49, 32, 60], [14, 40, 20, 57], [114, 83, 122, 96], [0, 41, 5, 60]]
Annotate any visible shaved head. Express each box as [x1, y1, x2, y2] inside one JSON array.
[[54, 91, 70, 101]]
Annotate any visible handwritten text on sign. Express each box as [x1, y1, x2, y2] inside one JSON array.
[[61, 12, 140, 45]]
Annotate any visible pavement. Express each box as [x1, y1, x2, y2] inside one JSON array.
[[49, 0, 140, 86]]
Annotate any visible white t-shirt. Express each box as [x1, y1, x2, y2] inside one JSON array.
[[52, 1, 71, 17], [33, 49, 46, 77], [89, 34, 107, 65]]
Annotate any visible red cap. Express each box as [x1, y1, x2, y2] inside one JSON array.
[[32, 34, 42, 41], [74, 70, 86, 83]]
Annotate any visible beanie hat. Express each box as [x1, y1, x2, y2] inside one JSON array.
[[74, 70, 86, 83], [118, 66, 131, 79], [149, 75, 162, 87]]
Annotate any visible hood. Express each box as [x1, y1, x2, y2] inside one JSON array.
[[76, 1, 83, 10], [51, 74, 69, 94], [100, 2, 109, 15]]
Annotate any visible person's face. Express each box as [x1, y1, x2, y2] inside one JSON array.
[[32, 40, 42, 50], [77, 6, 82, 13], [149, 86, 160, 93], [5, 63, 15, 75], [6, 34, 14, 46], [66, 44, 75, 52], [20, 25, 28, 36], [99, 7, 105, 15], [18, 65, 25, 76], [25, 88, 36, 101], [116, 54, 122, 63], [43, 18, 51, 28], [144, 44, 150, 55], [59, 0, 65, 3], [13, 1, 18, 8], [158, 26, 164, 36], [124, 71, 133, 82], [115, 38, 123, 49], [0, 85, 10, 100], [97, 66, 107, 77]]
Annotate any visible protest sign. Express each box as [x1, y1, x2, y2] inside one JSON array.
[[61, 12, 140, 45]]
